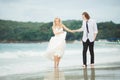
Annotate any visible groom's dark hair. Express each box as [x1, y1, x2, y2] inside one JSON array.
[[82, 12, 90, 20]]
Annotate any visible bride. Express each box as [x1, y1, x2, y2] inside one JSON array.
[[44, 17, 73, 68]]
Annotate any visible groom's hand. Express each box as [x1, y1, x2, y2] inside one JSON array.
[[72, 30, 77, 33]]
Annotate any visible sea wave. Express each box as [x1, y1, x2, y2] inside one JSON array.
[[0, 47, 119, 59]]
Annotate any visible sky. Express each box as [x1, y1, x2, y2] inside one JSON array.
[[0, 0, 120, 23]]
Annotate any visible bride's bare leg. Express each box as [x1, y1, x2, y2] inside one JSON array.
[[54, 56, 57, 68], [57, 57, 61, 67]]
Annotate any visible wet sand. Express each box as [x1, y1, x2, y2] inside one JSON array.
[[0, 65, 120, 80]]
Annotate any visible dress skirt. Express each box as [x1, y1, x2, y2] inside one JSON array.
[[43, 31, 67, 60]]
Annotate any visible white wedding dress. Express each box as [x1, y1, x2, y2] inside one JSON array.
[[43, 27, 67, 60]]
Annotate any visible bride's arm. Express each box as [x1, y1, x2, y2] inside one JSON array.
[[72, 27, 83, 32], [62, 25, 73, 33]]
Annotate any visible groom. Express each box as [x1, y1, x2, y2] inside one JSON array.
[[73, 12, 98, 68]]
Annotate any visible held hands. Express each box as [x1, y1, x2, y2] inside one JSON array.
[[70, 30, 78, 33]]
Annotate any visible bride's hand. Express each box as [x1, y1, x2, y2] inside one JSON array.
[[70, 30, 75, 33]]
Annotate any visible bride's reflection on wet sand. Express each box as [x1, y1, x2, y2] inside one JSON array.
[[44, 68, 65, 80]]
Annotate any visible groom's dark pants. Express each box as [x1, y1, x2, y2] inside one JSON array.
[[82, 39, 94, 66]]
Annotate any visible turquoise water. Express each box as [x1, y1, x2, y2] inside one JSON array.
[[0, 41, 120, 76]]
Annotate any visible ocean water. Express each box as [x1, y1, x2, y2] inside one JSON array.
[[0, 41, 120, 76]]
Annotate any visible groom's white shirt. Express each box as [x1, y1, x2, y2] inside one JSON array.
[[80, 19, 98, 42]]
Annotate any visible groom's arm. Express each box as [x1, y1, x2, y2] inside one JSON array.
[[93, 21, 98, 41], [94, 33, 97, 41]]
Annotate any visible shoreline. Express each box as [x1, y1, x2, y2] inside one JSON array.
[[0, 40, 120, 43]]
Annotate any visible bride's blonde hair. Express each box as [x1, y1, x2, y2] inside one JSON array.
[[53, 17, 63, 28]]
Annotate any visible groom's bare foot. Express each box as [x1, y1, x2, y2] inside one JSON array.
[[91, 64, 94, 68]]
